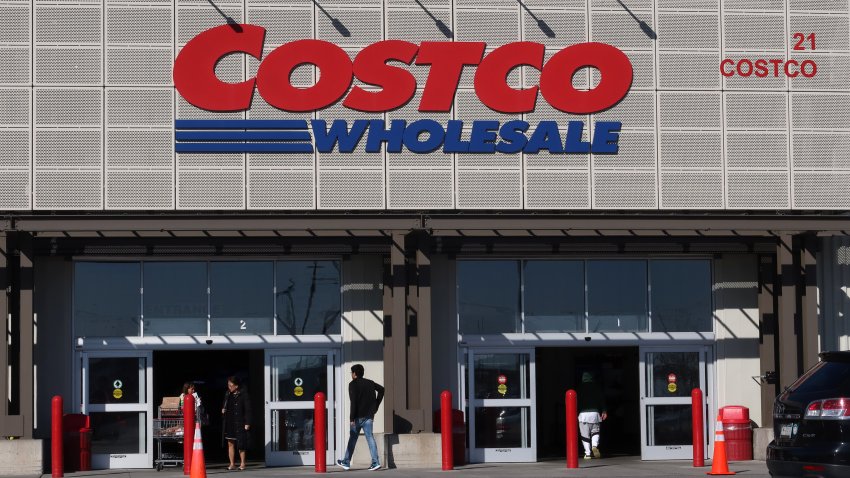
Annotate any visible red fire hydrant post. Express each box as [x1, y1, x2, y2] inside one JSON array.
[[692, 388, 705, 467], [52, 396, 63, 478], [315, 392, 327, 473], [183, 393, 195, 475], [441, 390, 453, 470], [566, 390, 578, 469]]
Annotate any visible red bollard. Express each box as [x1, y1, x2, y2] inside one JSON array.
[[315, 392, 327, 473], [566, 390, 578, 469], [52, 396, 63, 478], [692, 388, 705, 467], [441, 390, 453, 470], [183, 393, 195, 475]]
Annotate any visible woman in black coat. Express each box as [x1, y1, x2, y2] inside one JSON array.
[[221, 375, 251, 470]]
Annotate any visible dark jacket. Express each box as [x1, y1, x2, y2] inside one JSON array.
[[577, 380, 606, 414], [349, 377, 385, 421], [222, 389, 252, 449]]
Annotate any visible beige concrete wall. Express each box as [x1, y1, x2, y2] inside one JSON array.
[[713, 254, 763, 426], [341, 255, 385, 434]]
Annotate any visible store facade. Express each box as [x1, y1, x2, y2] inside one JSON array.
[[1, 0, 850, 472]]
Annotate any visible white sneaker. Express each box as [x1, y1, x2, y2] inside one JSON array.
[[336, 459, 350, 471], [368, 463, 382, 471]]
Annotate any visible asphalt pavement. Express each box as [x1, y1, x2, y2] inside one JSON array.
[[41, 457, 771, 478]]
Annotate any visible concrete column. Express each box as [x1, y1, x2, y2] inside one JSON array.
[[757, 254, 778, 427], [413, 233, 432, 430], [776, 234, 800, 389], [18, 232, 34, 438], [800, 235, 819, 371]]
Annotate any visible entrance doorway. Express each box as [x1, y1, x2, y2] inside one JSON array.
[[152, 350, 264, 465], [535, 347, 641, 460]]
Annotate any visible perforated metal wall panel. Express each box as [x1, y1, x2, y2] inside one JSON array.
[[793, 173, 850, 209], [593, 171, 656, 209], [35, 47, 101, 85], [793, 133, 850, 170], [106, 48, 173, 85], [457, 169, 522, 209], [106, 170, 174, 210], [727, 172, 789, 209], [0, 170, 30, 210], [177, 170, 245, 209], [3, 0, 849, 212], [318, 170, 384, 209], [525, 170, 590, 210], [34, 169, 102, 210], [248, 169, 315, 209], [660, 172, 723, 209], [387, 170, 453, 209]]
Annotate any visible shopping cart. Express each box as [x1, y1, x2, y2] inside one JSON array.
[[154, 397, 184, 471]]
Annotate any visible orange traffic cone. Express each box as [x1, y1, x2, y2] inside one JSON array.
[[190, 423, 206, 478], [707, 415, 735, 475]]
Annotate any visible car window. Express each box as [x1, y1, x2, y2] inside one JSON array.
[[789, 361, 850, 395]]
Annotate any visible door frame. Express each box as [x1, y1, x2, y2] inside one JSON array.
[[639, 345, 712, 460], [264, 348, 338, 466], [466, 347, 537, 463], [80, 350, 154, 469]]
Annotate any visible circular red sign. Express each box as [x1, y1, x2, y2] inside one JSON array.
[[668, 373, 677, 383], [497, 374, 507, 385]]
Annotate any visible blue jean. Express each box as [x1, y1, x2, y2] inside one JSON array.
[[341, 417, 379, 467]]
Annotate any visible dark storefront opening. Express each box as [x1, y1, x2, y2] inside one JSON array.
[[153, 350, 264, 464], [536, 347, 641, 459]]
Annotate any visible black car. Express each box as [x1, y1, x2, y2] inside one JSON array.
[[767, 351, 850, 477]]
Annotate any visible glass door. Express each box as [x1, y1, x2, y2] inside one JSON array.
[[82, 351, 153, 469], [639, 346, 710, 460], [468, 348, 536, 462], [264, 349, 336, 466]]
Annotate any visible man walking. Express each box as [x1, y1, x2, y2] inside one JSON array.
[[337, 364, 385, 471], [577, 371, 607, 459]]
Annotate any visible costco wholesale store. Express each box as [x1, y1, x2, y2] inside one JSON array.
[[3, 0, 850, 473]]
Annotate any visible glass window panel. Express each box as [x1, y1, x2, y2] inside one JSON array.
[[647, 351, 699, 398], [587, 260, 647, 332], [74, 262, 141, 337], [91, 411, 147, 454], [143, 262, 207, 335], [210, 261, 274, 335], [458, 261, 520, 334], [647, 405, 692, 446], [88, 357, 145, 404], [272, 409, 315, 452], [474, 407, 530, 449], [650, 260, 712, 332], [272, 355, 327, 402], [473, 353, 529, 400], [524, 260, 584, 332], [276, 261, 341, 335]]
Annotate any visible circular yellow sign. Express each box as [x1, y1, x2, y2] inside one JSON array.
[[497, 384, 507, 395], [667, 383, 677, 393], [294, 386, 304, 397], [113, 388, 123, 399]]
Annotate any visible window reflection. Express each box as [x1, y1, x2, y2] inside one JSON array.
[[210, 261, 274, 334], [74, 262, 140, 337], [651, 260, 712, 332], [458, 261, 520, 334], [143, 262, 207, 336], [524, 261, 584, 332], [276, 261, 341, 335], [587, 260, 648, 332]]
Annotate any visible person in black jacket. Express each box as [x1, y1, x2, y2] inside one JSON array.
[[577, 371, 607, 459], [221, 375, 252, 471], [336, 364, 384, 471]]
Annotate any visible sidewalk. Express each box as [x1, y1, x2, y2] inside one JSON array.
[[47, 457, 771, 478]]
